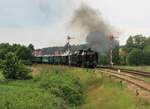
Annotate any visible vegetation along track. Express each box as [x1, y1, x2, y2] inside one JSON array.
[[97, 68, 150, 92]]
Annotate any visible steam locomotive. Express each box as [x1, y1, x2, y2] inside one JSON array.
[[32, 48, 98, 68]]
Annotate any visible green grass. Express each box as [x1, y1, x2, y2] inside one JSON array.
[[0, 65, 86, 109], [0, 70, 5, 80], [0, 64, 149, 109], [77, 76, 150, 109]]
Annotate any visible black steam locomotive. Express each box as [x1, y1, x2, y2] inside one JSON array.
[[32, 48, 98, 68]]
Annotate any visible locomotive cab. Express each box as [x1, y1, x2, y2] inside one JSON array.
[[73, 48, 98, 68], [84, 48, 98, 68]]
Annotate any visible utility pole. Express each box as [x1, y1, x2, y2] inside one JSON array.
[[109, 35, 114, 66], [67, 35, 75, 65]]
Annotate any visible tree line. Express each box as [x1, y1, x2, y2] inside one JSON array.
[[99, 35, 150, 66], [0, 43, 34, 80], [120, 35, 150, 65]]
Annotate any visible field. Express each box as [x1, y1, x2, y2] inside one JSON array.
[[0, 64, 150, 109]]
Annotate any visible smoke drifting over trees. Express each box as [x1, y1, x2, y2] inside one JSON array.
[[70, 3, 117, 53]]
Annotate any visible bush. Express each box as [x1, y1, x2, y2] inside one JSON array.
[[1, 52, 32, 80], [0, 88, 63, 109], [37, 72, 85, 106]]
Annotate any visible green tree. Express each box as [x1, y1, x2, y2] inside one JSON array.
[[143, 46, 150, 65], [2, 52, 32, 79], [127, 48, 143, 65], [133, 35, 146, 49], [0, 43, 34, 65], [126, 35, 147, 51], [146, 37, 150, 46], [0, 43, 12, 59], [28, 44, 34, 52], [12, 44, 21, 52], [126, 36, 134, 48], [15, 46, 33, 65], [126, 36, 135, 52], [125, 35, 150, 65], [99, 54, 109, 65], [112, 46, 120, 65]]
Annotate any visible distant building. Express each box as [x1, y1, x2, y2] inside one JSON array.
[[33, 44, 88, 56], [33, 49, 43, 56], [33, 49, 63, 56], [54, 50, 63, 55]]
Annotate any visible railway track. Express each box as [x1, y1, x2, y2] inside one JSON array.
[[104, 69, 147, 82], [99, 66, 150, 77], [98, 68, 150, 92]]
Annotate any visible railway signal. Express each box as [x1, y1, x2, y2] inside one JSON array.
[[109, 35, 114, 66], [67, 35, 75, 65], [67, 35, 75, 43], [109, 33, 119, 66]]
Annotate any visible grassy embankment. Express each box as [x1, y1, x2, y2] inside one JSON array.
[[0, 64, 150, 109]]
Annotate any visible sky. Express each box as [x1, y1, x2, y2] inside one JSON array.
[[0, 0, 150, 48]]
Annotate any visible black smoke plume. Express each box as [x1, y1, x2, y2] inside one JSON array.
[[70, 3, 118, 53]]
